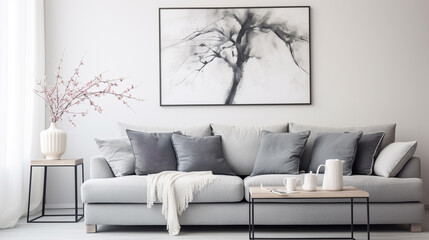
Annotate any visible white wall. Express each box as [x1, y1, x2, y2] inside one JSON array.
[[44, 0, 429, 207]]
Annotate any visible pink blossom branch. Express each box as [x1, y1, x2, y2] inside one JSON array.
[[57, 58, 84, 115], [34, 56, 143, 125]]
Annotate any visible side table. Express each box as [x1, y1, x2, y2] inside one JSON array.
[[27, 158, 84, 223]]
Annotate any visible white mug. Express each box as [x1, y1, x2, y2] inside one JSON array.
[[283, 178, 303, 192]]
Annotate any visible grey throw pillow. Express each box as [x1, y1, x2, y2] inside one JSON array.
[[352, 132, 385, 175], [94, 137, 135, 177], [126, 129, 177, 175], [171, 133, 235, 175], [289, 123, 396, 173], [373, 141, 417, 177], [309, 132, 363, 176], [251, 131, 310, 176]]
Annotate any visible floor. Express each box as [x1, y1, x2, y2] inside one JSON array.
[[1, 209, 428, 240]]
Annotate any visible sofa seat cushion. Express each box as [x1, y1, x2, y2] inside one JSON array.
[[82, 175, 244, 203], [243, 174, 422, 202]]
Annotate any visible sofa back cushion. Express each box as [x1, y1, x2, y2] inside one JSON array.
[[289, 123, 396, 171], [118, 122, 211, 137], [211, 124, 288, 176]]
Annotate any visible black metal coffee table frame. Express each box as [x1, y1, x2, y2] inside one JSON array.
[[249, 194, 370, 240]]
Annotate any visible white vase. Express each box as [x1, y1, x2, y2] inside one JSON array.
[[40, 122, 67, 160]]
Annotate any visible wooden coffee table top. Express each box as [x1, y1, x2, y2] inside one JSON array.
[[249, 186, 369, 199]]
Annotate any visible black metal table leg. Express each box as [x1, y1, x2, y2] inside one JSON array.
[[367, 197, 370, 240], [26, 166, 33, 223], [351, 198, 354, 239], [74, 165, 78, 222], [42, 166, 47, 215], [249, 193, 251, 240], [252, 197, 255, 240], [81, 163, 85, 216]]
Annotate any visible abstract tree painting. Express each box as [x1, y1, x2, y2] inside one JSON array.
[[159, 7, 311, 105]]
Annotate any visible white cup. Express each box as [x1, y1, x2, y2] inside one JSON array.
[[283, 178, 303, 192]]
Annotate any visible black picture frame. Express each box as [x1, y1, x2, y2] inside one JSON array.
[[159, 6, 311, 106]]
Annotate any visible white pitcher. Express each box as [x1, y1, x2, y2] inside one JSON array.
[[316, 159, 345, 191]]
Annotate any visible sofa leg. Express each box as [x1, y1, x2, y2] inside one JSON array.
[[410, 224, 422, 232], [86, 224, 97, 233]]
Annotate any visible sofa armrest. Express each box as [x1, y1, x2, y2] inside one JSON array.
[[90, 156, 115, 179], [396, 157, 421, 178]]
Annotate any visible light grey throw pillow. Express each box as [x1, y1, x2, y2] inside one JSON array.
[[373, 141, 417, 177], [309, 132, 363, 176], [126, 129, 177, 175], [251, 131, 310, 176], [171, 133, 235, 175], [352, 132, 385, 175], [94, 137, 135, 177]]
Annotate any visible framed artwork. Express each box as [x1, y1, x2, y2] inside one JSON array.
[[159, 6, 311, 106]]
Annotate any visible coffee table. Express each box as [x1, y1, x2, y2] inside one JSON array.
[[249, 186, 370, 240]]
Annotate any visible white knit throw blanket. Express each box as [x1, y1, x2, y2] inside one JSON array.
[[147, 171, 216, 236]]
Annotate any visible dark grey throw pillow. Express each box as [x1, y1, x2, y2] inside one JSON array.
[[353, 132, 385, 175], [126, 129, 177, 175], [251, 131, 310, 176], [94, 137, 135, 177], [171, 133, 235, 175], [309, 132, 363, 176]]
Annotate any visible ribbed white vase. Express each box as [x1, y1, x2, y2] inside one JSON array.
[[40, 122, 67, 160]]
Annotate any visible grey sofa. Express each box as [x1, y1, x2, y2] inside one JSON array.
[[81, 123, 424, 233]]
